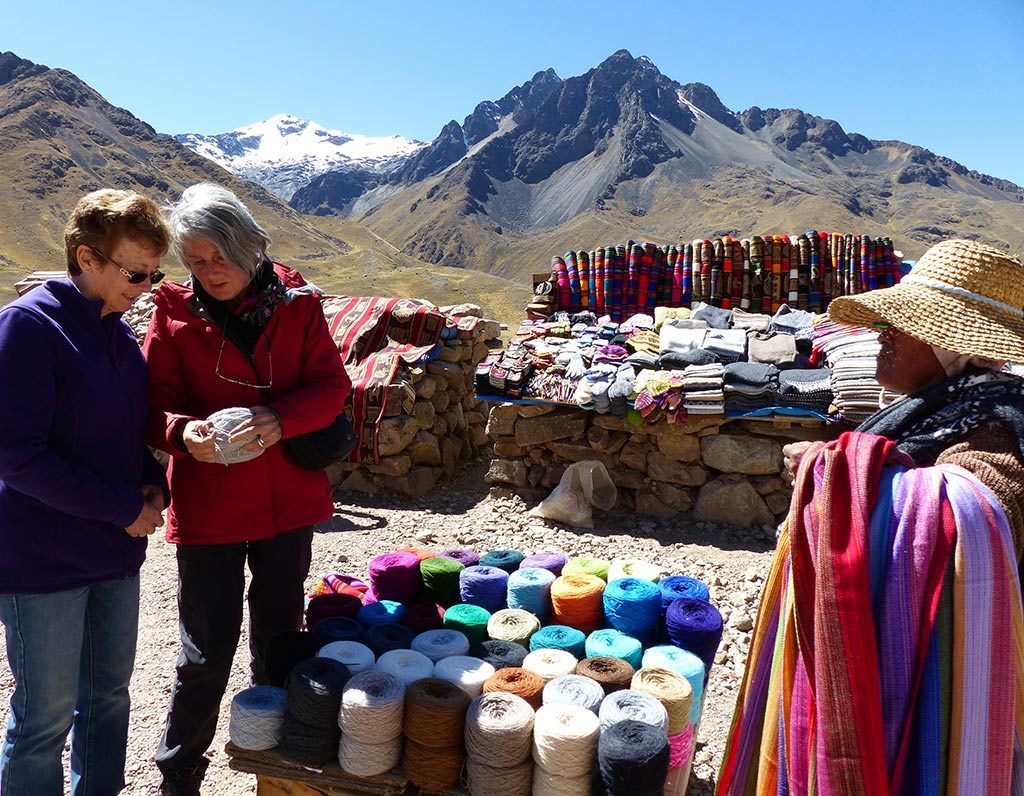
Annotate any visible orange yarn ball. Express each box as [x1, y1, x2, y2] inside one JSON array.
[[550, 574, 606, 633]]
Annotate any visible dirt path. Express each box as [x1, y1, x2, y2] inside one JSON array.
[[0, 461, 775, 794]]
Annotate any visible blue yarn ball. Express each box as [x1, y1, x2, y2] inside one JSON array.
[[478, 549, 526, 573], [459, 565, 509, 613], [658, 576, 710, 611], [507, 567, 555, 619], [585, 629, 643, 669], [603, 578, 662, 642], [311, 616, 364, 647], [529, 625, 586, 658], [357, 600, 407, 628]]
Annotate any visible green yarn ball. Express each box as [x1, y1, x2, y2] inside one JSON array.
[[443, 604, 491, 645], [563, 556, 610, 581], [419, 556, 464, 607]]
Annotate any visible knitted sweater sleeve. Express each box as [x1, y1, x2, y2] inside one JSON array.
[[936, 425, 1024, 561]]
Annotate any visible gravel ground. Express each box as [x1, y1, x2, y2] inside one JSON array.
[[0, 459, 776, 795]]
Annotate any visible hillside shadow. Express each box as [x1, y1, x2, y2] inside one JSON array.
[[329, 459, 494, 518], [531, 508, 779, 554]]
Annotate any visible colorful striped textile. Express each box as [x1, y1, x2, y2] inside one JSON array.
[[578, 250, 590, 310], [549, 234, 900, 314], [717, 431, 1024, 796], [323, 296, 447, 463]]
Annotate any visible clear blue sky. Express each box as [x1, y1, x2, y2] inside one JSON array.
[[5, 0, 1024, 185]]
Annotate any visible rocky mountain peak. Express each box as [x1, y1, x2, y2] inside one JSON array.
[[678, 82, 742, 132], [0, 52, 48, 87]]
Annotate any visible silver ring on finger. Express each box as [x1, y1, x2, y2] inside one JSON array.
[[256, 434, 265, 448]]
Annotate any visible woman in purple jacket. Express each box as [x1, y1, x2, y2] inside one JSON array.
[[0, 190, 171, 796]]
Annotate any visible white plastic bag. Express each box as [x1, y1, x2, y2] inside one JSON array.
[[528, 460, 617, 528]]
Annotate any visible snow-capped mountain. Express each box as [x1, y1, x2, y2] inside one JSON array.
[[174, 114, 427, 200]]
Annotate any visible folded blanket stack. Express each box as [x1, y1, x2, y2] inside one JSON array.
[[683, 363, 725, 415], [703, 328, 748, 363], [777, 368, 834, 415], [548, 234, 900, 316], [812, 319, 901, 422], [723, 362, 780, 414]]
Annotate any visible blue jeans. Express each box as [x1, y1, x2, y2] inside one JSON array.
[[0, 575, 140, 796]]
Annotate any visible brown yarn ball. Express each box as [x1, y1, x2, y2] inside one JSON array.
[[575, 656, 635, 694], [631, 666, 693, 736], [403, 677, 470, 748], [482, 667, 546, 710], [402, 738, 464, 792]]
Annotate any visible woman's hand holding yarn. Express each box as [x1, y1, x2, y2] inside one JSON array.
[[230, 405, 283, 452], [182, 419, 217, 462]]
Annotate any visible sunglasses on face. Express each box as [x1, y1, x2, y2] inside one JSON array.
[[88, 246, 165, 285]]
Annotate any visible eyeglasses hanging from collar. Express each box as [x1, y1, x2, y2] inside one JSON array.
[[214, 329, 273, 389]]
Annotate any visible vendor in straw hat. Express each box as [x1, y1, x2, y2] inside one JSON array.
[[784, 238, 1024, 554]]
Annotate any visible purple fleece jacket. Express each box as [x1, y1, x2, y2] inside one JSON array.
[[0, 279, 168, 594]]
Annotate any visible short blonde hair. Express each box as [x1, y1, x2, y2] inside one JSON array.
[[64, 190, 171, 275]]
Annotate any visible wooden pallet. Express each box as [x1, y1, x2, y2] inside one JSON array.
[[14, 271, 65, 296], [225, 743, 467, 796]]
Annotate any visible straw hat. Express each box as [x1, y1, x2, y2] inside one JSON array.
[[828, 239, 1024, 362]]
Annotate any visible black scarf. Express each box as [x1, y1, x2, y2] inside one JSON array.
[[856, 367, 1024, 465], [192, 257, 286, 355]]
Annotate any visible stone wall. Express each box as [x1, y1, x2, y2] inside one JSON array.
[[327, 318, 501, 499], [483, 404, 842, 527]]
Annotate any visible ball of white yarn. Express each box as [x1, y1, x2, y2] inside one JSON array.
[[532, 766, 592, 796], [487, 608, 542, 647], [532, 703, 600, 777], [468, 758, 533, 796], [374, 648, 434, 686], [522, 648, 577, 682], [411, 629, 471, 662], [229, 686, 287, 750], [433, 655, 496, 698], [317, 640, 375, 675], [607, 557, 664, 582], [207, 407, 265, 465], [597, 688, 669, 735], [339, 733, 402, 777], [542, 674, 604, 714], [465, 692, 535, 767], [339, 670, 405, 742]]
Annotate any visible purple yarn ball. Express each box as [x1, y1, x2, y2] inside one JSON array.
[[519, 551, 568, 576], [439, 548, 481, 567], [368, 552, 421, 603], [459, 565, 509, 613], [665, 597, 724, 676]]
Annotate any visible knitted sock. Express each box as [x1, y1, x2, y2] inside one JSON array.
[[608, 367, 636, 416], [592, 379, 612, 414]]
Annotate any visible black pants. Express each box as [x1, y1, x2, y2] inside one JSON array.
[[155, 526, 313, 784]]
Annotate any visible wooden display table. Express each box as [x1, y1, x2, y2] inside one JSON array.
[[226, 743, 467, 796]]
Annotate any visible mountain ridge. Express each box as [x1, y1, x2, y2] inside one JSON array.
[[308, 49, 1023, 284], [174, 114, 427, 201]]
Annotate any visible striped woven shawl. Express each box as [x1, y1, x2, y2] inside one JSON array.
[[717, 430, 1024, 795]]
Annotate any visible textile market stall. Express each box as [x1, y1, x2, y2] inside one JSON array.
[[479, 232, 902, 526]]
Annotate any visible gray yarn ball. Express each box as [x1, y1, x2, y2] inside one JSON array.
[[208, 407, 265, 465]]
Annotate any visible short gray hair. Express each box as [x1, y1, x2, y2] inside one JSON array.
[[168, 183, 272, 280]]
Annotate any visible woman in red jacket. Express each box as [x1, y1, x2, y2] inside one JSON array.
[[143, 183, 350, 795]]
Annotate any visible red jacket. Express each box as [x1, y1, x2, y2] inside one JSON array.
[[143, 265, 350, 545]]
